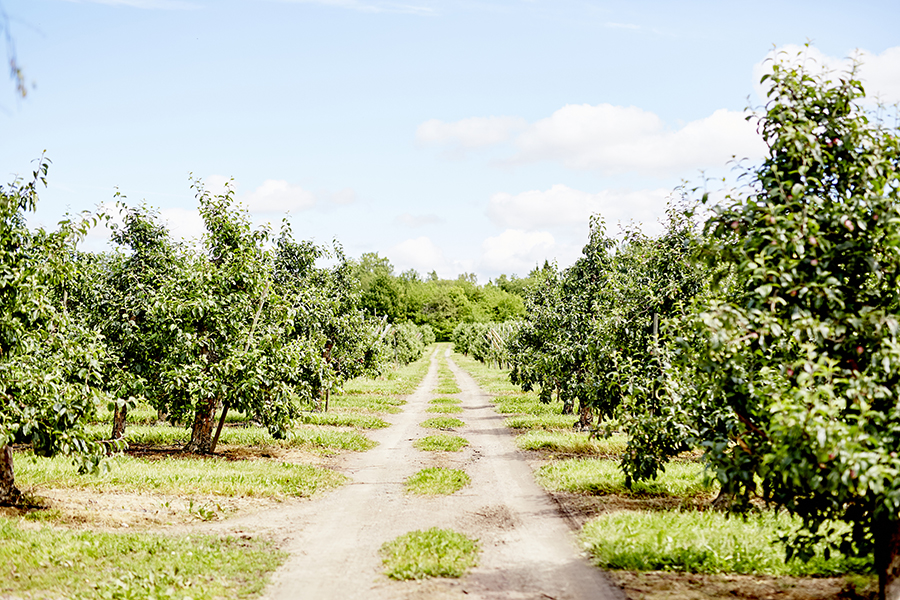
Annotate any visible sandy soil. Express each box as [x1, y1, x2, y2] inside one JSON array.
[[198, 348, 624, 600]]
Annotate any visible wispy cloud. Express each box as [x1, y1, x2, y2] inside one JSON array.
[[388, 236, 474, 278], [419, 104, 765, 177], [487, 184, 672, 235]]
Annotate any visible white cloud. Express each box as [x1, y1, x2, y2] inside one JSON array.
[[859, 47, 900, 103], [479, 229, 562, 275], [488, 184, 671, 235], [204, 174, 233, 196], [387, 236, 473, 278], [511, 104, 764, 175], [203, 176, 354, 213], [416, 116, 528, 151], [244, 179, 317, 213], [418, 105, 765, 176], [161, 207, 206, 241], [753, 44, 900, 105]]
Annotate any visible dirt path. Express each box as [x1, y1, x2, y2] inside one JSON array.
[[218, 348, 624, 599]]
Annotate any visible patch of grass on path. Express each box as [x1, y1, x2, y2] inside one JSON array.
[[435, 381, 461, 394], [405, 467, 470, 495], [536, 458, 713, 498], [517, 431, 628, 455], [426, 405, 463, 414], [581, 510, 871, 576], [414, 435, 469, 452], [0, 517, 285, 599], [380, 527, 479, 580], [436, 357, 462, 394], [15, 453, 346, 498], [420, 417, 465, 430], [430, 397, 461, 405]]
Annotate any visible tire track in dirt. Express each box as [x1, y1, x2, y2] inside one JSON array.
[[250, 348, 624, 599]]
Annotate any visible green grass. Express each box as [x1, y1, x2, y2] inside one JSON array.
[[504, 414, 579, 430], [581, 510, 871, 576], [425, 404, 463, 414], [287, 428, 377, 452], [430, 397, 462, 405], [15, 453, 347, 498], [535, 458, 714, 497], [380, 527, 480, 580], [0, 517, 285, 600], [299, 411, 389, 429], [344, 350, 433, 396], [493, 394, 565, 416], [414, 435, 469, 452], [450, 352, 519, 394], [83, 424, 376, 453], [516, 431, 628, 455], [420, 417, 465, 430], [435, 357, 461, 393], [329, 393, 405, 414], [435, 382, 461, 394], [94, 403, 251, 426], [405, 467, 470, 495]]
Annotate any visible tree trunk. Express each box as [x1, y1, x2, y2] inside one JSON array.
[[111, 403, 128, 440], [577, 400, 593, 430], [209, 401, 231, 455], [875, 514, 900, 600], [0, 445, 21, 506], [183, 398, 217, 453]]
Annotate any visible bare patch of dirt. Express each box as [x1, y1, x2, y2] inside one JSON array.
[[120, 443, 331, 465], [548, 490, 715, 530], [3, 488, 282, 530], [608, 571, 876, 600]]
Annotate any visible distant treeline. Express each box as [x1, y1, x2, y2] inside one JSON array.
[[352, 253, 548, 340]]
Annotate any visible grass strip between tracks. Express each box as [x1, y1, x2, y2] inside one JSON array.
[[380, 527, 479, 580]]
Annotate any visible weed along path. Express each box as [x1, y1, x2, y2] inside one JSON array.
[[256, 348, 624, 600]]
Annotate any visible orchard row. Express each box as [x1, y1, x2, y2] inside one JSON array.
[[460, 54, 900, 598]]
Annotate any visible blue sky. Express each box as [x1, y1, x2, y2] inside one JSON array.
[[3, 0, 899, 281]]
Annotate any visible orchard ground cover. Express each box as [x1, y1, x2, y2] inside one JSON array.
[[0, 351, 433, 599], [451, 350, 879, 599]]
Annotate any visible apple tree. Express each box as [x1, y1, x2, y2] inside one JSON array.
[[0, 159, 108, 504], [692, 52, 900, 598]]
